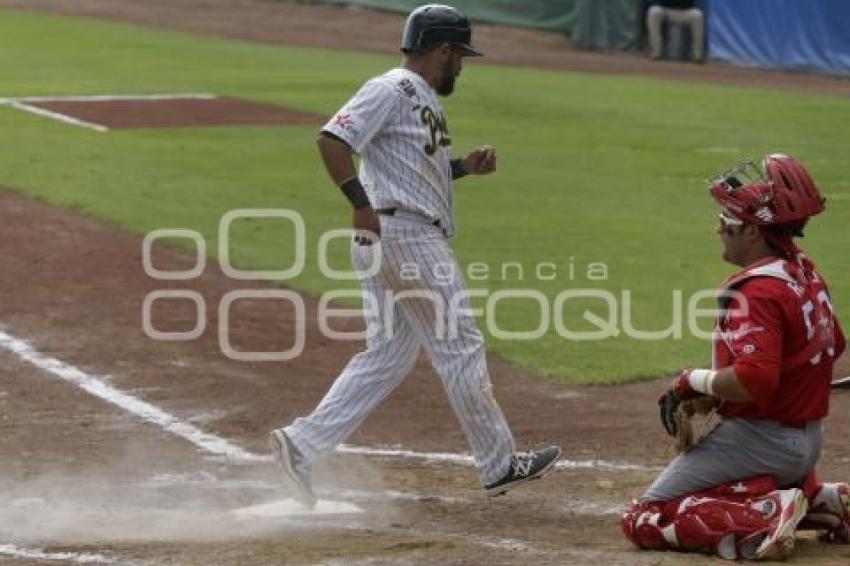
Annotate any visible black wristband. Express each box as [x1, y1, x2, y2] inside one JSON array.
[[450, 158, 467, 180], [339, 177, 371, 209]]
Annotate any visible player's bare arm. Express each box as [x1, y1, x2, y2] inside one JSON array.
[[316, 133, 380, 243]]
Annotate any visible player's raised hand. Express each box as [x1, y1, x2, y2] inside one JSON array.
[[353, 206, 381, 245], [462, 145, 496, 175]]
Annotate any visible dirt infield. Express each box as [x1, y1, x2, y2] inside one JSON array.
[[0, 186, 848, 566], [0, 187, 654, 564], [2, 0, 850, 97], [2, 1, 850, 563], [26, 96, 324, 129]]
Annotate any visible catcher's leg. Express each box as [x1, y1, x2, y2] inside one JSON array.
[[641, 418, 819, 502], [623, 487, 808, 559], [798, 470, 850, 543]]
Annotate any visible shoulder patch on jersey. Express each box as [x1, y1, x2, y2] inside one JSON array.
[[396, 78, 422, 110], [398, 78, 417, 98], [333, 113, 355, 130], [331, 113, 359, 138]]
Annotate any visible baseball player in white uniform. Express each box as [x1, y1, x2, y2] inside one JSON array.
[[269, 4, 561, 507]]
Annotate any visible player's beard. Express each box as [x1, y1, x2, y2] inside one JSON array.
[[436, 59, 456, 96]]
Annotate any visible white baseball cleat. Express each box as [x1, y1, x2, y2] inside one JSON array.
[[268, 428, 316, 508], [752, 488, 808, 560]]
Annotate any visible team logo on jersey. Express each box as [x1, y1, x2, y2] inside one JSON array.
[[333, 113, 355, 132], [420, 106, 451, 156], [719, 321, 765, 344]]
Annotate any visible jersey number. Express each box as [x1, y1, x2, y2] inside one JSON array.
[[801, 290, 836, 364]]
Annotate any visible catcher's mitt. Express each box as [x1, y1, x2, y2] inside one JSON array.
[[659, 393, 719, 452], [674, 396, 719, 452]]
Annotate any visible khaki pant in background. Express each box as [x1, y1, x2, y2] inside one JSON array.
[[647, 6, 705, 61]]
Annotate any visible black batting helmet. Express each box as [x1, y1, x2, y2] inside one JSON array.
[[401, 4, 483, 57]]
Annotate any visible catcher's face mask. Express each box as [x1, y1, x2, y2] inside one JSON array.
[[708, 160, 776, 225], [710, 160, 764, 195]]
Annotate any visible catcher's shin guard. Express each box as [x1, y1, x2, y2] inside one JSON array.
[[622, 500, 668, 551], [622, 476, 775, 552], [622, 488, 806, 560]]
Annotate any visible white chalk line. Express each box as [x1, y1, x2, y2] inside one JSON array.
[[0, 329, 650, 473], [0, 92, 219, 132], [0, 92, 217, 103], [0, 329, 259, 462], [336, 444, 652, 472], [7, 101, 108, 132], [0, 544, 114, 563]]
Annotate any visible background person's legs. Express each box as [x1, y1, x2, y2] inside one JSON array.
[[646, 6, 666, 59], [647, 7, 704, 62], [665, 8, 705, 61]]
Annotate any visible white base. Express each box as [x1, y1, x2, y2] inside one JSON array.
[[232, 498, 363, 520]]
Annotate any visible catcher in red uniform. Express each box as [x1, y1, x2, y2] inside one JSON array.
[[622, 154, 847, 560]]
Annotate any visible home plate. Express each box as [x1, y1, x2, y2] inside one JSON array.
[[232, 498, 364, 520]]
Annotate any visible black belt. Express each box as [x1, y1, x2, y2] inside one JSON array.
[[376, 207, 441, 228]]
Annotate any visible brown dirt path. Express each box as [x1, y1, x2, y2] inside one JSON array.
[[30, 97, 324, 129], [2, 0, 849, 97]]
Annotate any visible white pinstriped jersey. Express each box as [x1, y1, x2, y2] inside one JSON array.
[[322, 67, 455, 236], [288, 70, 518, 486]]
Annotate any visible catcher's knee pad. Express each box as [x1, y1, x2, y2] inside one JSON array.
[[802, 482, 850, 542]]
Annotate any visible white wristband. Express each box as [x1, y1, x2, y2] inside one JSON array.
[[688, 369, 717, 395]]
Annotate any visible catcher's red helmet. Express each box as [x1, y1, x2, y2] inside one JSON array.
[[709, 154, 825, 227]]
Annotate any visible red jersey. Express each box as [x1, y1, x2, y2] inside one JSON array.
[[714, 257, 845, 426]]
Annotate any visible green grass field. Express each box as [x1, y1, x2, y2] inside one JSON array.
[[1, 10, 847, 383]]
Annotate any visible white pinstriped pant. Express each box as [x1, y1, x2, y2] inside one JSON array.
[[286, 216, 515, 484]]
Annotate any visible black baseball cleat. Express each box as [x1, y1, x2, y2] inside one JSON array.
[[484, 446, 562, 497], [268, 428, 316, 508]]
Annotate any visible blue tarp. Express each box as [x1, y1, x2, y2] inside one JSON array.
[[706, 0, 850, 75], [308, 0, 850, 75]]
